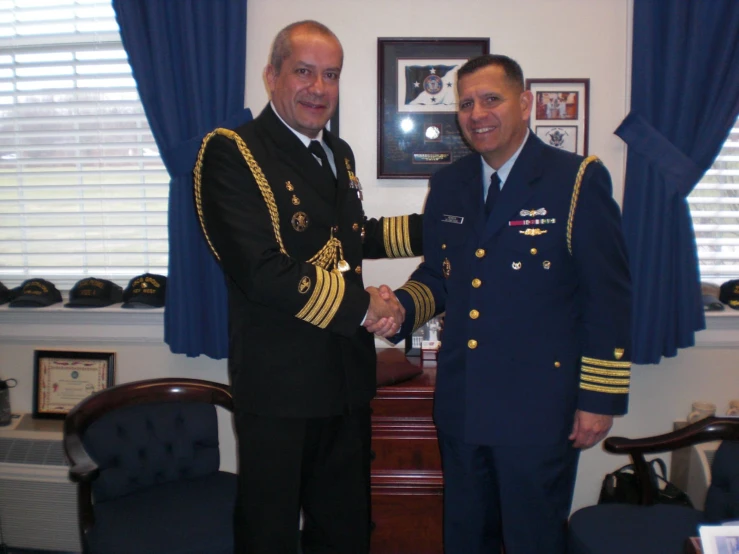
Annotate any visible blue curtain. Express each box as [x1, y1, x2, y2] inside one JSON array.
[[615, 0, 739, 364], [113, 0, 252, 358]]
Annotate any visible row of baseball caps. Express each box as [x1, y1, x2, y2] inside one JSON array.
[[0, 274, 166, 309], [703, 280, 739, 311]]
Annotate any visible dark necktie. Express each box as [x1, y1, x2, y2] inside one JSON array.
[[308, 140, 336, 184], [485, 172, 501, 215]]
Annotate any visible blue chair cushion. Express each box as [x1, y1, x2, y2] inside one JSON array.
[[568, 503, 704, 554], [87, 471, 237, 554], [83, 402, 220, 502]]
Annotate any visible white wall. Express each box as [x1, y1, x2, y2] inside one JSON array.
[[246, 0, 632, 291], [2, 0, 737, 520]]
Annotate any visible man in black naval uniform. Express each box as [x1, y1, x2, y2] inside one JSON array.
[[390, 54, 632, 554], [194, 20, 422, 554]]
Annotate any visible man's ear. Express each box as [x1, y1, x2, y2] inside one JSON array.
[[265, 65, 277, 94], [520, 89, 534, 121]]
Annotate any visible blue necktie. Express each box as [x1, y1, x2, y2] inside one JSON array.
[[485, 172, 501, 215]]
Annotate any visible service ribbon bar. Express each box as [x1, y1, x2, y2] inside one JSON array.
[[508, 218, 556, 226]]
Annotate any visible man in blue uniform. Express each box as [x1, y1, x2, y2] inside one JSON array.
[[392, 54, 632, 554]]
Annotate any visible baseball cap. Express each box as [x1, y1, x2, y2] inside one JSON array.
[[122, 273, 167, 309], [8, 279, 62, 308], [701, 282, 724, 312], [719, 279, 739, 310], [65, 277, 123, 308]]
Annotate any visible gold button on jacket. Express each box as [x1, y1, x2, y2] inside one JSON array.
[[468, 339, 478, 349], [475, 248, 486, 258], [472, 278, 482, 288], [469, 309, 479, 319]]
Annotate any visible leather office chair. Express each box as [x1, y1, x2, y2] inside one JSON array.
[[568, 417, 739, 554], [63, 378, 237, 554]]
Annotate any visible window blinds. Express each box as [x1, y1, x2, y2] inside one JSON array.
[[0, 0, 169, 289]]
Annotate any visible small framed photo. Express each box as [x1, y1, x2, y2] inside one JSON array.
[[525, 79, 589, 155], [405, 314, 444, 358], [699, 525, 739, 554], [33, 350, 115, 419]]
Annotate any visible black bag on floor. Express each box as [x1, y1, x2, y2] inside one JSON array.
[[598, 457, 694, 508]]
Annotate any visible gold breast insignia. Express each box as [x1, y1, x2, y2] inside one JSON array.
[[291, 212, 309, 232], [519, 228, 547, 236], [442, 258, 451, 278]]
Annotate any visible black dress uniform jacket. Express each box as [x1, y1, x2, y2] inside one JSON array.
[[195, 105, 422, 418]]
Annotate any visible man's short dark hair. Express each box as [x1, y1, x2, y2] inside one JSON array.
[[269, 20, 343, 75], [457, 54, 525, 91]]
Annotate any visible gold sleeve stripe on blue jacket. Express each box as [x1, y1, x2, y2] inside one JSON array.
[[580, 374, 630, 387], [579, 355, 631, 395], [579, 383, 630, 394], [581, 364, 631, 377], [384, 216, 413, 258], [398, 280, 434, 331], [296, 268, 345, 329], [581, 356, 631, 369]]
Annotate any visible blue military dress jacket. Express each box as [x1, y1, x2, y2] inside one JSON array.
[[395, 133, 632, 446]]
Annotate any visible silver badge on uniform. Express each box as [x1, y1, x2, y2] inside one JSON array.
[[441, 214, 464, 224]]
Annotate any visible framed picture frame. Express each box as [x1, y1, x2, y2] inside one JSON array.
[[377, 37, 490, 179], [525, 78, 590, 156], [33, 350, 115, 419], [698, 525, 739, 554]]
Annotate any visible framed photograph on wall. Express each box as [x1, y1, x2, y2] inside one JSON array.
[[33, 350, 115, 419], [377, 37, 490, 179], [525, 78, 590, 156]]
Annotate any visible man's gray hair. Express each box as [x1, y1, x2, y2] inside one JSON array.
[[269, 20, 343, 75]]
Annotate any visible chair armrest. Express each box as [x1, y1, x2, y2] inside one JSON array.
[[603, 417, 739, 505], [64, 421, 100, 483]]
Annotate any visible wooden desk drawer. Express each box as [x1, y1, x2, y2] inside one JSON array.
[[371, 423, 441, 471]]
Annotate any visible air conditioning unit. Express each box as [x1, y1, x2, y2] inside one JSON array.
[[0, 414, 81, 552], [670, 440, 721, 511]]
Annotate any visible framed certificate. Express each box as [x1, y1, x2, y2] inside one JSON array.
[[33, 350, 115, 419], [377, 37, 490, 179]]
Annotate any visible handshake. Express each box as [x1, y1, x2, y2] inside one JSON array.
[[362, 285, 405, 338]]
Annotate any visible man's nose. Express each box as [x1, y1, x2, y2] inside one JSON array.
[[308, 75, 325, 95]]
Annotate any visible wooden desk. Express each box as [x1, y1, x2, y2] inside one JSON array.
[[685, 537, 703, 554], [370, 349, 442, 554]]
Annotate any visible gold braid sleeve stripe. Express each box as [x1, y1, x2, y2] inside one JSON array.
[[581, 357, 632, 369], [582, 365, 631, 377], [580, 383, 629, 395], [398, 280, 434, 331], [383, 216, 413, 258], [295, 268, 345, 329], [580, 374, 630, 387], [567, 155, 601, 256], [194, 128, 287, 263]]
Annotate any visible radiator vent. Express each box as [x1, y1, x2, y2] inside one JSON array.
[[0, 431, 80, 552], [0, 437, 67, 466]]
